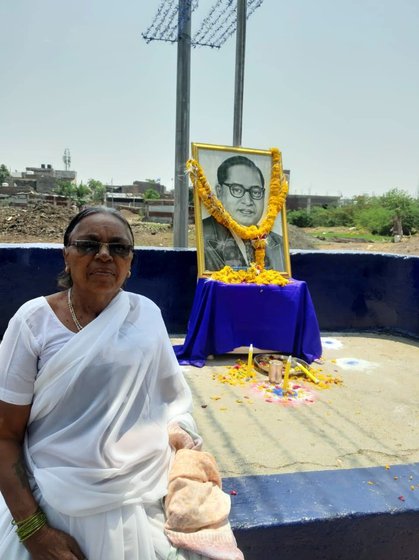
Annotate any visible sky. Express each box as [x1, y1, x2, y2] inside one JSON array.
[[1, 0, 418, 198]]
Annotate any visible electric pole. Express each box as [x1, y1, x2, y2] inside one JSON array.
[[173, 0, 192, 248], [233, 0, 247, 146]]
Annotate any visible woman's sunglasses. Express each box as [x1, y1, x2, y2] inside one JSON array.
[[68, 240, 133, 258]]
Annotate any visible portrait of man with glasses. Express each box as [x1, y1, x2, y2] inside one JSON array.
[[202, 155, 285, 272]]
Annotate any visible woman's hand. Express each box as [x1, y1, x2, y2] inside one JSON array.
[[0, 402, 86, 558], [168, 422, 203, 451], [168, 423, 195, 451], [24, 525, 87, 560]]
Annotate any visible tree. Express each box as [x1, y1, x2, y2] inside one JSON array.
[[54, 180, 76, 200], [87, 179, 106, 205], [355, 206, 393, 235], [54, 180, 91, 209], [0, 164, 10, 185], [352, 194, 373, 210], [73, 182, 92, 209], [144, 188, 160, 200], [379, 188, 417, 235]]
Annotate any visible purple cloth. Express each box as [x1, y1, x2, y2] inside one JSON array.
[[174, 278, 322, 367]]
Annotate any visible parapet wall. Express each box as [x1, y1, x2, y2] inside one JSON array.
[[1, 244, 418, 340], [1, 243, 418, 559]]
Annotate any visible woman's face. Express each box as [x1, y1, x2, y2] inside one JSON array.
[[64, 213, 133, 295]]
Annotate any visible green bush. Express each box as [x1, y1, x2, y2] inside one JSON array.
[[355, 207, 393, 235], [287, 209, 313, 227], [286, 189, 419, 234], [287, 205, 356, 228], [406, 205, 419, 234], [327, 206, 356, 227], [309, 207, 333, 227]]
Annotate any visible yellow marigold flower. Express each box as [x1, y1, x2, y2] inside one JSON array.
[[211, 266, 290, 286]]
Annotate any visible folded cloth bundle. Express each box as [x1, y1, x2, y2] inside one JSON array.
[[164, 449, 244, 560]]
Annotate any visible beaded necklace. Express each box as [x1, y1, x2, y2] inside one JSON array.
[[67, 288, 83, 331]]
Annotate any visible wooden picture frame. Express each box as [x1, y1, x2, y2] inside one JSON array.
[[191, 142, 291, 278]]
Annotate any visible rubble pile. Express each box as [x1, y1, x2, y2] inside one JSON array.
[[0, 203, 76, 241], [4, 204, 409, 253]]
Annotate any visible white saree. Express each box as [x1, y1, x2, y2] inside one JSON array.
[[0, 291, 205, 560]]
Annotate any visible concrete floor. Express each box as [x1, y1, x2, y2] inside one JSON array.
[[173, 334, 419, 478]]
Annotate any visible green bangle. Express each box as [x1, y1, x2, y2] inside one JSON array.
[[11, 508, 47, 542]]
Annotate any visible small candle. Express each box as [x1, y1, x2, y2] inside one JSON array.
[[282, 355, 292, 394], [247, 344, 253, 375], [296, 363, 319, 384]]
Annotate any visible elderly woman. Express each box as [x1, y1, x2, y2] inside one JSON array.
[[0, 207, 242, 560]]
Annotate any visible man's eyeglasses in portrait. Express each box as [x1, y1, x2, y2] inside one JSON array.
[[223, 183, 265, 200]]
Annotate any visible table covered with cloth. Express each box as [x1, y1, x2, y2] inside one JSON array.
[[174, 278, 322, 367]]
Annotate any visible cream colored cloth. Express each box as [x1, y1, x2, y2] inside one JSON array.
[[165, 449, 244, 560]]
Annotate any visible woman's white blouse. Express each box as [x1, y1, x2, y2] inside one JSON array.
[[0, 297, 74, 405]]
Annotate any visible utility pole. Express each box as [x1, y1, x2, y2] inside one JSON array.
[[233, 0, 247, 146], [173, 0, 191, 248]]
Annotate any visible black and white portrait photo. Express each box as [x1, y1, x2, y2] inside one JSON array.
[[191, 143, 291, 277]]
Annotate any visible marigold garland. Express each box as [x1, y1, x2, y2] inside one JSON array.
[[187, 147, 288, 269], [210, 264, 290, 286]]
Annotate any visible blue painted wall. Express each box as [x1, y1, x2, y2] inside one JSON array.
[[1, 244, 419, 341], [291, 250, 419, 339], [0, 244, 198, 336], [224, 463, 419, 560], [1, 244, 419, 558]]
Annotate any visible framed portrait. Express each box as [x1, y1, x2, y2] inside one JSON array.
[[190, 142, 291, 278]]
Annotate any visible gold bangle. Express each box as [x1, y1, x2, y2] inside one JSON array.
[[11, 508, 47, 542]]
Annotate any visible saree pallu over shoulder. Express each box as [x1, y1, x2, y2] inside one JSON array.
[[30, 290, 131, 418], [24, 291, 195, 518]]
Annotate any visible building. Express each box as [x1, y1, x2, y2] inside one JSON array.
[[9, 164, 77, 194], [105, 181, 167, 197], [286, 194, 342, 212]]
